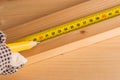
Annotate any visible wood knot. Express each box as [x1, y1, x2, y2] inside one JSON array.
[[80, 30, 86, 34]]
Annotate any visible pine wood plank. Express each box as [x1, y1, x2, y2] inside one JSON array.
[[0, 0, 87, 30], [0, 35, 120, 80]]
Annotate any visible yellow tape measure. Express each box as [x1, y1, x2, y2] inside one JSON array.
[[16, 5, 120, 42]]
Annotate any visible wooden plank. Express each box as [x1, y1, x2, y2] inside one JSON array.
[[1, 35, 120, 80], [0, 0, 87, 30], [4, 0, 120, 42]]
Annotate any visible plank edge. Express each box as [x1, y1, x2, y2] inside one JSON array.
[[26, 27, 120, 65]]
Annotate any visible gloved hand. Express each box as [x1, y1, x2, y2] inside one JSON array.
[[0, 31, 27, 75]]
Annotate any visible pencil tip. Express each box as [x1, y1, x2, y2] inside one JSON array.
[[30, 41, 40, 47]]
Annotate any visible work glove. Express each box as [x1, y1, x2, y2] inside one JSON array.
[[0, 31, 27, 75]]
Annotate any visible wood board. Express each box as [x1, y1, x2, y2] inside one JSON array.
[[2, 0, 120, 65], [0, 0, 87, 30], [0, 35, 120, 80]]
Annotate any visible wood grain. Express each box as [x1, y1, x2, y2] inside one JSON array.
[[4, 0, 120, 43], [0, 35, 120, 80], [0, 0, 87, 30]]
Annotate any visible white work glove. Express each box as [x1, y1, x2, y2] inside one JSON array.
[[0, 31, 27, 75]]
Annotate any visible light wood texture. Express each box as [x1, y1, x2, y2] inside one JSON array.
[[0, 35, 120, 80], [0, 0, 87, 30], [4, 0, 120, 42]]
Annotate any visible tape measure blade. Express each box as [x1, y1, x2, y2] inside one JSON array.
[[15, 5, 120, 42]]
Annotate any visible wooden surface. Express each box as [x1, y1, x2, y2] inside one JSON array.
[[0, 0, 120, 79], [3, 0, 120, 65], [0, 0, 86, 30], [0, 35, 120, 80]]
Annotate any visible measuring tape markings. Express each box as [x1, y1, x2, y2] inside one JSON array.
[[16, 5, 120, 42]]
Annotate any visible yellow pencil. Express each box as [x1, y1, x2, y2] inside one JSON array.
[[6, 41, 39, 52]]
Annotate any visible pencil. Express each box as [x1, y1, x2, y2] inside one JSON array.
[[6, 41, 39, 52]]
